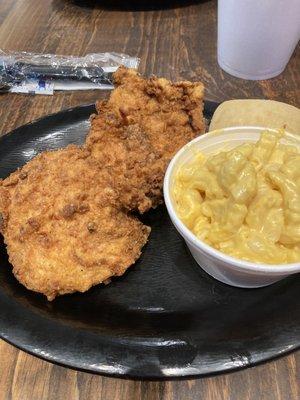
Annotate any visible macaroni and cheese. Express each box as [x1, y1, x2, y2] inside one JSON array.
[[173, 131, 300, 264]]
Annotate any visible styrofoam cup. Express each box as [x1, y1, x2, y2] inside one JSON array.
[[164, 127, 300, 288], [217, 0, 300, 80]]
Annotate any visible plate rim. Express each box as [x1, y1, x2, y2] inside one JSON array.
[[0, 332, 299, 380], [0, 101, 299, 379]]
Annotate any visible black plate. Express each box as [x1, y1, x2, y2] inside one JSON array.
[[0, 102, 299, 379]]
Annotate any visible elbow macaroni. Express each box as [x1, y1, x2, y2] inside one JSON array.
[[173, 131, 300, 264]]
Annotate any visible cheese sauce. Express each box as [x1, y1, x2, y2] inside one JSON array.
[[173, 131, 300, 264]]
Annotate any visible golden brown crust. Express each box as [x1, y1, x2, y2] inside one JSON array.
[[0, 67, 205, 300], [0, 146, 150, 300], [107, 67, 205, 159], [86, 103, 166, 213], [87, 66, 205, 212]]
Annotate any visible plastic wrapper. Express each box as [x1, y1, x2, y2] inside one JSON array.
[[0, 50, 140, 94]]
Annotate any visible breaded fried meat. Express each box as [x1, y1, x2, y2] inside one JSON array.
[[0, 146, 150, 300], [106, 66, 205, 159], [86, 103, 166, 213], [86, 67, 205, 212]]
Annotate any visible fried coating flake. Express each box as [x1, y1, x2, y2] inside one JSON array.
[[86, 104, 166, 213], [0, 146, 150, 300], [106, 66, 205, 159]]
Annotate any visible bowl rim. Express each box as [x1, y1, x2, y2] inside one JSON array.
[[163, 126, 300, 274]]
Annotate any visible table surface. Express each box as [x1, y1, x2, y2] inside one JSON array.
[[0, 0, 299, 399]]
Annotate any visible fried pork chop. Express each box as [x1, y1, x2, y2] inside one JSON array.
[[86, 104, 166, 213], [86, 66, 205, 212], [109, 66, 205, 158], [0, 67, 205, 300], [0, 146, 150, 300]]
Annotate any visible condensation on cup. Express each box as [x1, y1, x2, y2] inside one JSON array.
[[218, 0, 300, 80]]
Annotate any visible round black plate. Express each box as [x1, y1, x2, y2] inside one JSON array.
[[0, 102, 299, 379]]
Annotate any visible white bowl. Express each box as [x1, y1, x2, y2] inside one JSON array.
[[164, 126, 300, 288]]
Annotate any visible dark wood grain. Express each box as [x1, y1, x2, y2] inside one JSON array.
[[0, 0, 299, 399]]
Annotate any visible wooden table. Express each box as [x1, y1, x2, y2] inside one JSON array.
[[0, 1, 299, 399]]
